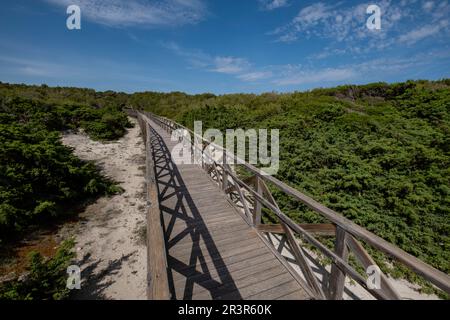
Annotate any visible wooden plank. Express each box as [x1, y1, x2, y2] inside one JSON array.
[[169, 228, 256, 250], [169, 230, 259, 255], [218, 273, 295, 300], [173, 254, 277, 289], [190, 266, 286, 300], [246, 281, 305, 300], [166, 220, 249, 237], [276, 289, 310, 300], [170, 239, 266, 263], [171, 247, 272, 283], [170, 246, 271, 277]]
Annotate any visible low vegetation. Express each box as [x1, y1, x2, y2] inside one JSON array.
[[0, 240, 75, 300]]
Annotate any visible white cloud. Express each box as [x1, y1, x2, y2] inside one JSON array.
[[45, 0, 207, 27], [212, 57, 250, 74], [258, 0, 289, 11], [422, 1, 435, 11], [398, 20, 449, 44], [164, 42, 250, 75], [270, 0, 450, 63], [273, 67, 356, 86], [237, 71, 273, 81], [271, 1, 407, 43], [294, 2, 334, 25], [0, 55, 73, 78]]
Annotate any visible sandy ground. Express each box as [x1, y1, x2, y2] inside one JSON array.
[[60, 118, 147, 300]]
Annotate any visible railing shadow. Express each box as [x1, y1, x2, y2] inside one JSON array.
[[148, 125, 242, 300]]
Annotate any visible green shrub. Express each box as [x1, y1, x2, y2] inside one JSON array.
[[0, 240, 75, 300], [0, 96, 127, 241]]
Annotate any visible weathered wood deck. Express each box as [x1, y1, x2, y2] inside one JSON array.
[[146, 118, 312, 300]]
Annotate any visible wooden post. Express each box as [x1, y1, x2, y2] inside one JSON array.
[[253, 176, 263, 226], [222, 150, 228, 192], [328, 226, 349, 299]]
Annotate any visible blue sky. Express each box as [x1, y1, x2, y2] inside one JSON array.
[[0, 0, 449, 94]]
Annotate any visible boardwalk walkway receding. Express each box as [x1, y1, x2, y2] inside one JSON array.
[[146, 118, 312, 300]]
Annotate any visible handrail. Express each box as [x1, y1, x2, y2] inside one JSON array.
[[136, 113, 171, 300], [137, 110, 450, 299]]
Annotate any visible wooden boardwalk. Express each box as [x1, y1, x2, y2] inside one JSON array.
[[146, 118, 312, 300]]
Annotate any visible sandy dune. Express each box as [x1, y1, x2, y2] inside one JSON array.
[[61, 118, 147, 300]]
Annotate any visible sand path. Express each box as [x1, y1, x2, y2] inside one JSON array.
[[61, 118, 147, 300]]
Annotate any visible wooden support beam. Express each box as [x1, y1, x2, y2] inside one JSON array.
[[346, 236, 401, 300], [222, 151, 229, 192], [328, 226, 349, 300], [253, 176, 263, 226], [282, 223, 326, 299], [257, 223, 336, 236]]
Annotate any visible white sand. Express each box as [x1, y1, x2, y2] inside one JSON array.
[[60, 118, 147, 300]]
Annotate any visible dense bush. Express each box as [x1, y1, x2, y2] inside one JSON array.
[[0, 95, 129, 242], [0, 240, 75, 300]]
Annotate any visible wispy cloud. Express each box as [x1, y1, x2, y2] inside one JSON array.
[[212, 57, 250, 74], [0, 53, 176, 91], [163, 42, 250, 75], [422, 1, 435, 12], [0, 55, 75, 78], [273, 66, 356, 86], [44, 0, 207, 27], [163, 42, 450, 89], [270, 1, 403, 43], [399, 20, 449, 44], [270, 50, 450, 87], [258, 0, 290, 11], [270, 0, 449, 47], [237, 71, 273, 81], [267, 0, 450, 75]]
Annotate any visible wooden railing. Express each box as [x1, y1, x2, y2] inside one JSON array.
[[137, 110, 450, 300], [136, 112, 171, 300]]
